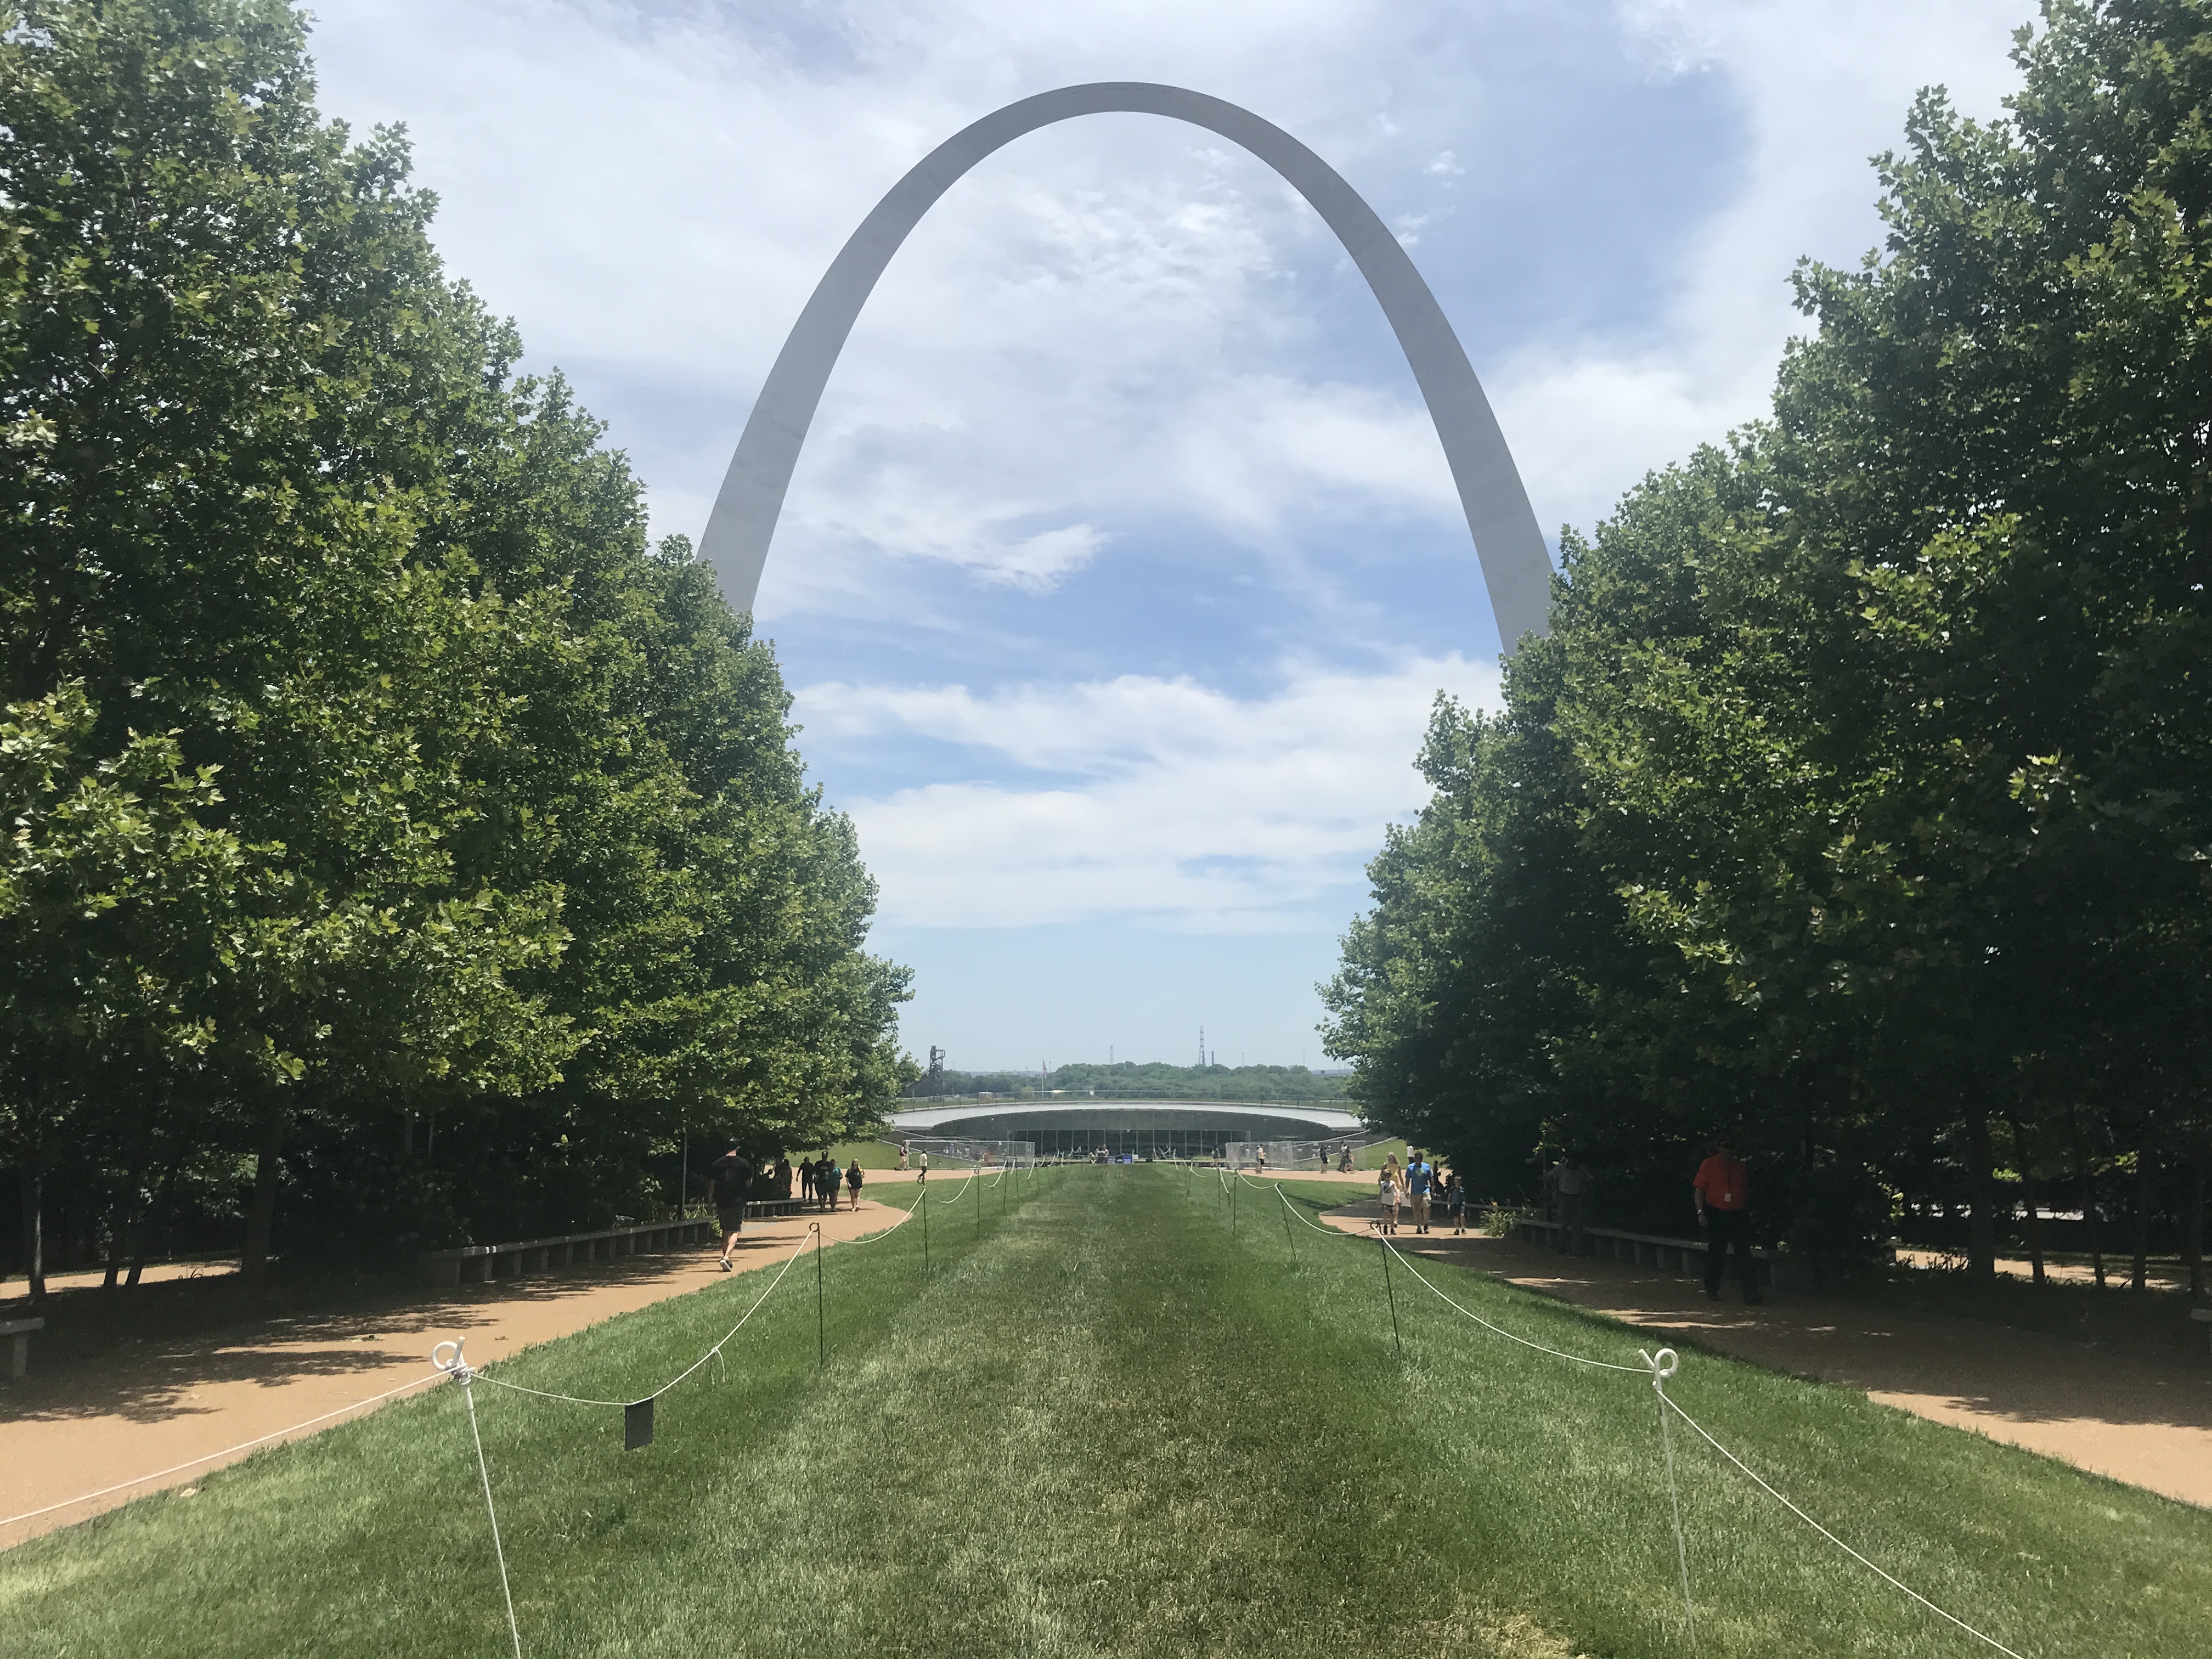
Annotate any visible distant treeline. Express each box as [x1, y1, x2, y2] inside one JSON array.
[[1, 3, 913, 1297], [1325, 3, 2211, 1291], [907, 1062, 1350, 1103]]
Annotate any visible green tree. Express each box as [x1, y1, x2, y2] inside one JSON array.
[[2, 0, 912, 1280]]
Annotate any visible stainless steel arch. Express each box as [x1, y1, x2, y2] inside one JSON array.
[[701, 82, 1554, 647]]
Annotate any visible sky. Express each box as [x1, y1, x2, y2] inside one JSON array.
[[306, 0, 2034, 1072]]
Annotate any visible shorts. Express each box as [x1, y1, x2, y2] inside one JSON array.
[[716, 1205, 746, 1233], [1412, 1194, 1431, 1221]]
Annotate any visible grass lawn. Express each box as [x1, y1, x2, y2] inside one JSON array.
[[5, 1165, 2205, 1657]]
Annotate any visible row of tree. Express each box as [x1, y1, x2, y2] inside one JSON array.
[[1324, 0, 2211, 1288], [1, 0, 914, 1297]]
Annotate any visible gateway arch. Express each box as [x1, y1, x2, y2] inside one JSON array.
[[701, 82, 1554, 648]]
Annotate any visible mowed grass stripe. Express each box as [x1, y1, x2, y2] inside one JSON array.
[[6, 1166, 2208, 1657]]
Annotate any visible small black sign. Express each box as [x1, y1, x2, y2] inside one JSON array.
[[624, 1397, 654, 1451]]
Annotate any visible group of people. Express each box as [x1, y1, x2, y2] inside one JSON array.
[[1374, 1151, 1465, 1235], [799, 1154, 865, 1212], [699, 1146, 868, 1272]]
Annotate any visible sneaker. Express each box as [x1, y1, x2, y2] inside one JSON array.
[[719, 1259, 733, 1273]]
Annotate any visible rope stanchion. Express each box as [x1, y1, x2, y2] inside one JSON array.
[[1641, 1347, 1696, 1646], [813, 1221, 826, 1368], [433, 1340, 524, 1659], [1378, 1231, 1402, 1355]]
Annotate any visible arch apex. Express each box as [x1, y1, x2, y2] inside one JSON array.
[[701, 83, 1554, 651]]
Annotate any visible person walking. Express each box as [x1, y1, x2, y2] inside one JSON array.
[[1446, 1171, 1467, 1234], [773, 1154, 793, 1200], [707, 1147, 754, 1272], [897, 1143, 910, 1172], [799, 1156, 817, 1207], [845, 1158, 865, 1210], [1377, 1160, 1402, 1234], [1549, 1153, 1592, 1255], [917, 1150, 929, 1181], [1694, 1136, 1760, 1303], [1406, 1150, 1434, 1235]]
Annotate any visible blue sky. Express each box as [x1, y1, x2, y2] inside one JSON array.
[[308, 0, 2031, 1071]]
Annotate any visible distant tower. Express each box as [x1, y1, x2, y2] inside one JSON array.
[[924, 1045, 945, 1097], [1199, 1026, 1206, 1069]]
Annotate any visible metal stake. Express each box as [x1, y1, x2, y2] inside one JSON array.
[[1379, 1234, 1403, 1355], [813, 1222, 825, 1368]]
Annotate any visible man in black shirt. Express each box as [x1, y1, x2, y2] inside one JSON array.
[[709, 1147, 754, 1272]]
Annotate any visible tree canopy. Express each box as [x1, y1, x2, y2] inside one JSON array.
[[1324, 0, 2212, 1288], [1, 0, 914, 1294]]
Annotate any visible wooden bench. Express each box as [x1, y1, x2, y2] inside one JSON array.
[[2, 1315, 43, 1380], [417, 1218, 711, 1287], [1511, 1217, 1781, 1289], [415, 1201, 814, 1287]]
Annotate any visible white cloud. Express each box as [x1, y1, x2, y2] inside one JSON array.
[[1498, 0, 2028, 532], [798, 654, 1501, 929], [305, 0, 2032, 617]]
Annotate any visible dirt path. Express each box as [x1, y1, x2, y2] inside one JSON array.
[[0, 1185, 958, 1549], [1316, 1198, 2212, 1509]]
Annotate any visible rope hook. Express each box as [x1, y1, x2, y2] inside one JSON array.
[[432, 1339, 475, 1385]]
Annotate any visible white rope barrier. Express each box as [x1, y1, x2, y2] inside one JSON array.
[[1376, 1231, 1649, 1373], [1250, 1176, 2029, 1655], [458, 1226, 816, 1408], [836, 1192, 924, 1248], [1652, 1373, 2030, 1659]]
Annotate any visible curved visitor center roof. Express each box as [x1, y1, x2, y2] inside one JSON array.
[[884, 1099, 1365, 1158]]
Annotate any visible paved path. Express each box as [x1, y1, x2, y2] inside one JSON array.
[[1313, 1195, 2212, 1509], [0, 1182, 966, 1548]]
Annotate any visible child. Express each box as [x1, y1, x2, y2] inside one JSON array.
[[1446, 1172, 1467, 1234], [1377, 1164, 1401, 1234]]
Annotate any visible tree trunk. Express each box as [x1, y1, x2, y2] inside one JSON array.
[[128, 1142, 185, 1289], [1961, 1101, 2000, 1279], [18, 1167, 46, 1304], [2010, 1115, 2046, 1286], [2069, 1109, 2106, 1289], [2185, 1155, 2205, 1301], [2130, 1147, 2153, 1293], [240, 1103, 289, 1289]]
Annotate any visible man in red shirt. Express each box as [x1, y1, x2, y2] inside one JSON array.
[[1692, 1136, 1761, 1304]]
